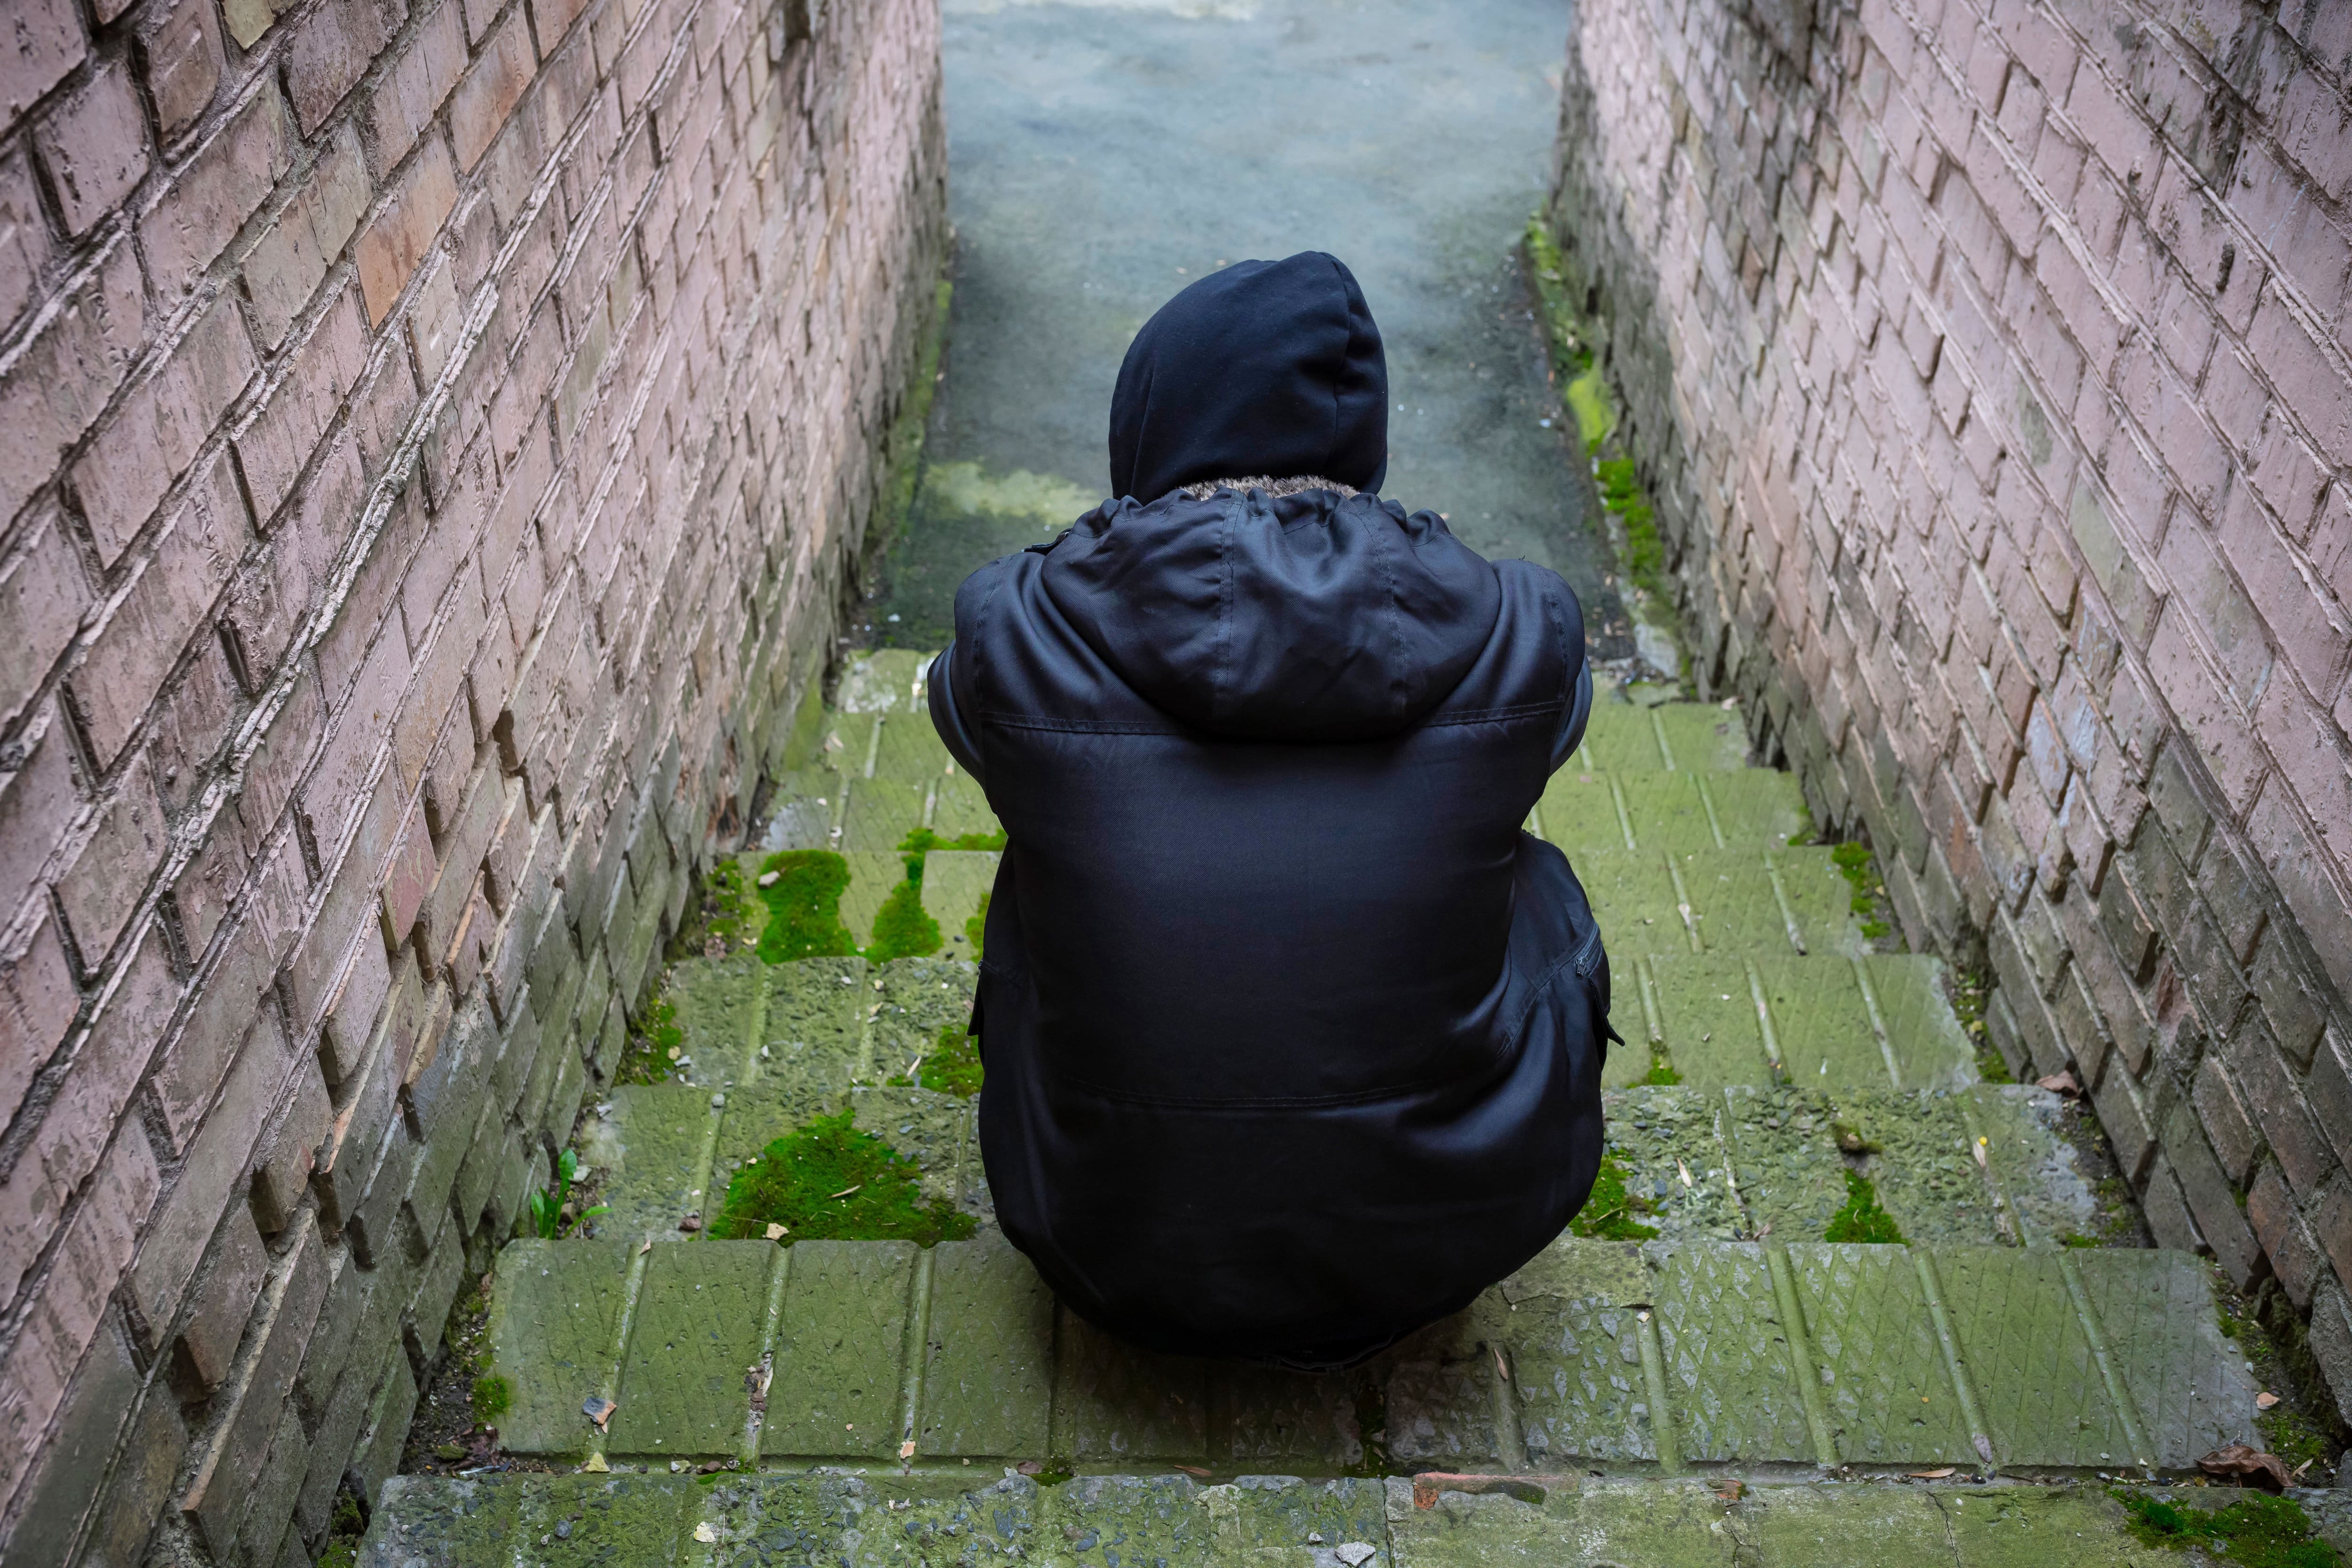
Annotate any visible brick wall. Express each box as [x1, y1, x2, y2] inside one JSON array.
[[0, 0, 945, 1553], [1547, 0, 2352, 1422]]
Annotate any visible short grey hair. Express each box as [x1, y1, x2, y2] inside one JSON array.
[[1177, 475, 1358, 500]]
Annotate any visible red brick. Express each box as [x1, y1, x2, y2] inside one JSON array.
[[139, 0, 224, 140], [127, 1005, 293, 1339], [452, 9, 537, 172], [302, 620, 410, 858], [170, 1211, 264, 1395], [2247, 287, 2352, 465], [0, 239, 145, 530], [242, 125, 369, 351], [0, 910, 76, 1132], [357, 136, 458, 326], [69, 453, 245, 768], [250, 1056, 330, 1233], [0, 501, 91, 730], [232, 280, 368, 525], [2220, 485, 2348, 702], [0, 922, 175, 1305], [0, 1122, 154, 1524], [33, 61, 148, 235], [367, 0, 465, 168], [54, 757, 167, 973], [136, 81, 295, 300], [2247, 1161, 2324, 1309], [0, 143, 52, 332], [285, 0, 407, 135], [381, 795, 437, 943], [317, 912, 394, 1083], [2145, 604, 2264, 814], [2257, 674, 2352, 886], [0, 0, 86, 138], [2248, 776, 2352, 1003]]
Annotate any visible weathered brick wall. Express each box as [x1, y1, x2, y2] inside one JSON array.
[[0, 0, 945, 1553], [1547, 0, 2352, 1420]]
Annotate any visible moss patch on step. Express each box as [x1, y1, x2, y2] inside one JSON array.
[[755, 851, 861, 963], [711, 1112, 975, 1247], [1830, 841, 1894, 942], [2115, 1489, 2337, 1568], [1569, 1155, 1661, 1242], [1822, 1168, 1906, 1244]]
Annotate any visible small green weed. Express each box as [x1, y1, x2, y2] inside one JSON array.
[[1641, 1054, 1682, 1086], [755, 850, 860, 962], [2058, 1232, 2101, 1249], [2114, 1488, 2337, 1568], [711, 1113, 976, 1246], [1823, 1169, 1906, 1244], [527, 1148, 607, 1240], [472, 1373, 511, 1425], [865, 877, 941, 962], [1571, 1155, 1661, 1241]]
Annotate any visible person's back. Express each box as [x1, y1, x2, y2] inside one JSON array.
[[927, 253, 1613, 1368]]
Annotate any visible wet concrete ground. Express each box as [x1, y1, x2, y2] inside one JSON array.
[[866, 0, 1632, 658]]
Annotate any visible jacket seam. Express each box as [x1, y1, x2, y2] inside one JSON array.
[[976, 701, 1561, 737]]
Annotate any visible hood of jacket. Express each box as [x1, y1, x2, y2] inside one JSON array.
[[1038, 486, 1502, 742], [1109, 252, 1389, 503]]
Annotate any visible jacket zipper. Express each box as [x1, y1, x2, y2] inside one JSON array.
[[1572, 919, 1604, 977]]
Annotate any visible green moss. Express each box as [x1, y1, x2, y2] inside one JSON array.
[[316, 1492, 366, 1568], [2114, 1489, 2338, 1568], [1641, 1054, 1682, 1086], [472, 1373, 511, 1425], [1566, 365, 1617, 452], [1824, 1168, 1907, 1244], [922, 1023, 983, 1097], [755, 850, 859, 963], [1524, 215, 1591, 382], [1594, 457, 1669, 606], [966, 890, 990, 961], [899, 827, 1009, 857], [612, 986, 683, 1086], [2058, 1232, 2102, 1248], [1945, 961, 2013, 1084], [710, 1112, 976, 1247], [864, 878, 942, 963], [1830, 841, 1894, 941], [1570, 1155, 1661, 1241]]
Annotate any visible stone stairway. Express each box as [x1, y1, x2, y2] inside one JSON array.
[[362, 652, 2279, 1564]]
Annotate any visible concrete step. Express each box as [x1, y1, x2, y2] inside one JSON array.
[[357, 1460, 2310, 1568], [483, 1232, 2255, 1475]]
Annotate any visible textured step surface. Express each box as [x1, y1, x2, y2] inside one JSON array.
[[358, 1469, 2263, 1566], [486, 1233, 2256, 1474]]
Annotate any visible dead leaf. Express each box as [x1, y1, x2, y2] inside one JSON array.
[[765, 1222, 788, 1241], [678, 1213, 702, 1233], [581, 1454, 610, 1473], [2255, 1391, 2281, 1409], [831, 1185, 862, 1199], [1712, 1479, 1745, 1501], [900, 1440, 918, 1460], [1907, 1468, 1955, 1480], [583, 1396, 616, 1430], [693, 1522, 720, 1542], [2198, 1444, 2290, 1493], [1017, 1460, 1044, 1475], [638, 1237, 653, 1256], [2034, 1070, 2082, 1097], [1172, 1464, 1210, 1478]]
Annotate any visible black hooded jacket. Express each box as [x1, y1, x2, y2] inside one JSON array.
[[926, 254, 1609, 1367]]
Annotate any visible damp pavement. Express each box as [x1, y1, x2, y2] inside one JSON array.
[[360, 653, 2312, 1566], [865, 0, 1637, 660]]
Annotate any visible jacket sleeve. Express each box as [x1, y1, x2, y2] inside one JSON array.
[[1551, 660, 1593, 772], [927, 640, 986, 785]]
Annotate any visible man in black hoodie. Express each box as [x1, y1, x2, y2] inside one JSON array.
[[926, 252, 1610, 1369]]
